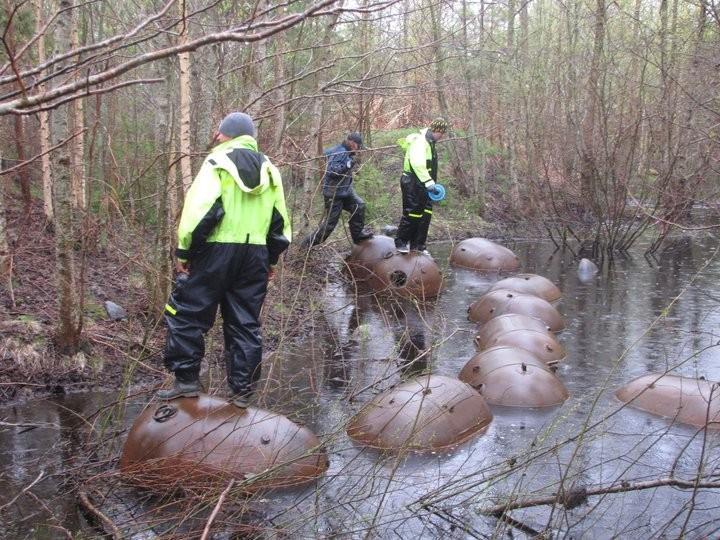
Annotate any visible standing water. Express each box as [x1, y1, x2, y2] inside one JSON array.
[[2, 232, 720, 538]]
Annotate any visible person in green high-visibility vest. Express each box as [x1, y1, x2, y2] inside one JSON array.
[[157, 112, 291, 409], [394, 118, 448, 255]]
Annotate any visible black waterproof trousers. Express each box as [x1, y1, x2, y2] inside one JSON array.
[[395, 173, 432, 251], [304, 189, 366, 246], [163, 243, 269, 397]]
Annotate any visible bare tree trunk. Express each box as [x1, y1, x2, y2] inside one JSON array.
[[150, 68, 172, 316], [3, 2, 32, 212], [178, 2, 193, 192], [52, 0, 82, 352], [426, 0, 466, 184], [0, 162, 10, 288], [580, 0, 606, 218], [35, 0, 53, 222], [272, 42, 287, 149], [461, 0, 484, 209], [12, 115, 31, 213], [505, 0, 519, 207], [70, 9, 86, 208], [302, 12, 342, 195]]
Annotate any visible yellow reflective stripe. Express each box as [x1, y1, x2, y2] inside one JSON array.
[[408, 213, 423, 218], [165, 304, 177, 316], [424, 209, 433, 214]]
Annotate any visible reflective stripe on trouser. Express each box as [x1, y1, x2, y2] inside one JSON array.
[[395, 173, 433, 251], [163, 243, 269, 396], [304, 189, 366, 246]]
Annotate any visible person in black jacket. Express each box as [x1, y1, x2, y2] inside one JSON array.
[[302, 132, 373, 247]]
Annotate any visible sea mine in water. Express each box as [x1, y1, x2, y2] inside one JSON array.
[[474, 313, 554, 349], [615, 373, 720, 430], [468, 289, 565, 331], [347, 375, 492, 451], [479, 329, 566, 365], [459, 346, 569, 407], [346, 235, 442, 299], [120, 394, 328, 492], [488, 274, 562, 303], [449, 238, 520, 273]]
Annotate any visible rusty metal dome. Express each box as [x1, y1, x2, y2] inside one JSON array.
[[120, 394, 328, 492], [367, 252, 442, 300], [474, 313, 553, 349], [345, 235, 442, 299], [347, 375, 492, 451], [449, 238, 520, 272], [489, 274, 562, 303], [346, 235, 397, 281], [480, 329, 566, 366], [615, 373, 720, 430], [458, 346, 569, 407], [468, 289, 565, 331]]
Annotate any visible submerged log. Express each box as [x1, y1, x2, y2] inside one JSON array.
[[120, 395, 328, 492], [488, 274, 562, 303], [449, 238, 520, 272], [459, 346, 569, 407], [347, 375, 492, 451], [615, 374, 720, 430], [468, 289, 565, 331]]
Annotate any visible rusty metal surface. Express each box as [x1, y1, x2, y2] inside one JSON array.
[[345, 236, 442, 299], [468, 289, 565, 331], [458, 346, 569, 407], [615, 374, 720, 430], [482, 329, 566, 365], [120, 394, 329, 491], [367, 253, 442, 300], [346, 235, 397, 281], [474, 314, 553, 349], [347, 375, 492, 451], [449, 238, 520, 272], [488, 274, 562, 303]]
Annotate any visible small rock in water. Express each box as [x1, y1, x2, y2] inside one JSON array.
[[577, 258, 599, 282], [381, 224, 398, 237], [104, 300, 128, 321]]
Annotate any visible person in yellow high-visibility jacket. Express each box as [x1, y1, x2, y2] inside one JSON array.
[[157, 112, 291, 409], [395, 118, 448, 255]]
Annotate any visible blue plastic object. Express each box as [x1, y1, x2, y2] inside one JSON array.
[[428, 183, 446, 202]]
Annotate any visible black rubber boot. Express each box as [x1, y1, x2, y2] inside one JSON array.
[[228, 393, 251, 410], [353, 230, 374, 244], [156, 379, 201, 400]]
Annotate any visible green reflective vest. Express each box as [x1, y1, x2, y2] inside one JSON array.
[[176, 135, 291, 262], [398, 128, 437, 188]]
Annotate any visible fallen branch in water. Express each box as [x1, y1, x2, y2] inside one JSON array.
[[77, 490, 122, 540], [0, 420, 60, 430], [200, 479, 236, 540], [0, 470, 45, 511], [480, 476, 720, 516]]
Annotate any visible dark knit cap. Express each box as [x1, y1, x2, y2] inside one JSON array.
[[347, 132, 364, 148], [218, 112, 256, 138]]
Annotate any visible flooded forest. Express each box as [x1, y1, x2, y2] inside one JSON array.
[[1, 0, 719, 538]]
